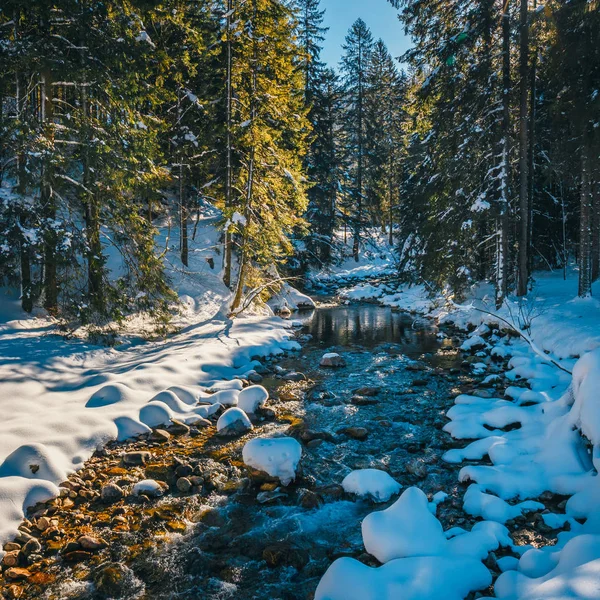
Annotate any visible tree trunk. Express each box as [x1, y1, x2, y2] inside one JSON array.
[[353, 35, 363, 262], [592, 171, 600, 282], [516, 0, 529, 297], [528, 0, 537, 272], [41, 68, 58, 314], [579, 139, 593, 297], [231, 0, 257, 314], [80, 9, 104, 315], [496, 3, 511, 308], [223, 0, 234, 288]]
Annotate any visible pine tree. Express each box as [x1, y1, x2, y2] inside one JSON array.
[[340, 18, 374, 262], [229, 0, 310, 312]]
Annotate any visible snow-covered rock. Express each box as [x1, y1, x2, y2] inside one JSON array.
[[320, 353, 346, 368], [216, 408, 252, 436], [237, 385, 269, 414], [315, 555, 491, 600], [341, 469, 401, 503], [362, 487, 447, 563], [463, 484, 544, 524], [461, 335, 487, 352], [132, 480, 163, 498], [208, 389, 239, 407], [242, 437, 302, 486]]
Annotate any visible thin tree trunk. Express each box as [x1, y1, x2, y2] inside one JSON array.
[[579, 138, 593, 297], [527, 0, 537, 272], [496, 2, 511, 308], [81, 5, 103, 314], [231, 0, 257, 313], [592, 171, 600, 282], [353, 35, 363, 262], [223, 0, 234, 288], [516, 0, 529, 297], [41, 68, 58, 313]]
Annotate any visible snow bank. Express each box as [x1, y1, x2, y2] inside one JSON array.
[[317, 487, 508, 600], [268, 282, 316, 312], [0, 216, 301, 553], [315, 555, 491, 600], [341, 469, 401, 503], [242, 437, 302, 486]]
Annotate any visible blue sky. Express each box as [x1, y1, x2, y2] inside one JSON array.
[[319, 0, 412, 69]]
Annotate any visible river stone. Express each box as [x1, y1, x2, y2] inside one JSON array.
[[263, 543, 309, 570], [101, 483, 124, 503], [176, 477, 192, 493], [338, 427, 369, 441], [169, 420, 190, 435], [353, 386, 381, 396], [78, 535, 108, 551], [3, 542, 21, 552], [150, 429, 171, 443], [406, 458, 428, 478], [351, 395, 379, 406], [319, 353, 346, 368], [2, 551, 19, 567], [122, 451, 152, 466], [4, 568, 31, 581], [298, 489, 323, 509], [21, 538, 41, 557], [283, 371, 307, 382], [94, 563, 140, 597]]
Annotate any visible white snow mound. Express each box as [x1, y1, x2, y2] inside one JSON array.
[[341, 469, 401, 503], [242, 436, 302, 486]]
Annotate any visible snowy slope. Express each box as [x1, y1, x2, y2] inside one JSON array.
[[0, 214, 301, 552]]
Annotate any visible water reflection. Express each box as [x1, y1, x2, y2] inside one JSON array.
[[298, 305, 440, 354]]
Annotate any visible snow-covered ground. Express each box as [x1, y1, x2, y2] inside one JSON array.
[[0, 215, 300, 553], [316, 268, 600, 599], [308, 229, 397, 287]]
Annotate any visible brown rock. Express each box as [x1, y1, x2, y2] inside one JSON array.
[[2, 551, 20, 567], [77, 535, 108, 551], [4, 568, 32, 581]]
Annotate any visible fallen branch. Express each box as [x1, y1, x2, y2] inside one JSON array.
[[448, 298, 572, 376]]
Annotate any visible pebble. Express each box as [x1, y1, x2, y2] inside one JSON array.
[[21, 538, 42, 557], [122, 451, 152, 466], [100, 483, 124, 503], [78, 535, 108, 551], [169, 420, 190, 435], [319, 353, 346, 368], [150, 429, 171, 443], [338, 427, 369, 441], [176, 477, 192, 493], [283, 372, 307, 382], [2, 551, 19, 567], [4, 568, 31, 581]]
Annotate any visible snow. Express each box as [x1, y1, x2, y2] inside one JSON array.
[[316, 270, 600, 599], [237, 385, 269, 413], [268, 282, 316, 313], [216, 407, 252, 433], [242, 437, 302, 486], [132, 479, 163, 497], [341, 469, 402, 503], [318, 486, 509, 599], [362, 487, 448, 562], [315, 555, 492, 600], [0, 214, 301, 554]]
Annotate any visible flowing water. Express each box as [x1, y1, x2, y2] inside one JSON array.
[[133, 304, 472, 600], [38, 303, 483, 600]]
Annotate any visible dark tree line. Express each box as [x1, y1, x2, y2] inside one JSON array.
[[387, 0, 600, 301]]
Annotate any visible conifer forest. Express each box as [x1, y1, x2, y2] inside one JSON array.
[[1, 2, 600, 600]]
